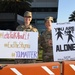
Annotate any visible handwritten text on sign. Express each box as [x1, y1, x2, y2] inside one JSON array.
[[52, 22, 75, 61], [0, 31, 38, 59]]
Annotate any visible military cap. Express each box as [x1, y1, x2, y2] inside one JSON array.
[[24, 11, 32, 17], [45, 16, 53, 22]]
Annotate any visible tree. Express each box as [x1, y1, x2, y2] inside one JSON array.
[[69, 10, 75, 22], [0, 0, 33, 16]]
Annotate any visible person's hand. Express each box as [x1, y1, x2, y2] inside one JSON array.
[[48, 39, 52, 46], [0, 64, 7, 70]]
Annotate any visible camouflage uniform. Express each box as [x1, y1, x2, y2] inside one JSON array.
[[15, 25, 38, 64], [15, 11, 39, 64], [16, 25, 38, 32], [40, 30, 53, 62], [40, 16, 53, 62]]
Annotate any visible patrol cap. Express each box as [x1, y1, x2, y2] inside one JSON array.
[[24, 11, 32, 17], [45, 16, 53, 22]]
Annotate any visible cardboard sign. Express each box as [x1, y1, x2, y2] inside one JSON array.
[[0, 31, 38, 59], [52, 22, 75, 61]]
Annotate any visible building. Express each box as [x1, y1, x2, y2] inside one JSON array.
[[0, 0, 58, 33], [31, 0, 58, 33], [0, 13, 17, 30]]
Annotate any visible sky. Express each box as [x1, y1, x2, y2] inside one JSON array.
[[57, 0, 75, 23]]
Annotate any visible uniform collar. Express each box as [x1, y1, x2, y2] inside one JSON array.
[[24, 25, 33, 29]]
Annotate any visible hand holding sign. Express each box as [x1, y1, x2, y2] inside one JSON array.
[[48, 39, 52, 46]]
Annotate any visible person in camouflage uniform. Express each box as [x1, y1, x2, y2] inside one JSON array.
[[40, 16, 53, 62], [15, 11, 38, 64]]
